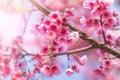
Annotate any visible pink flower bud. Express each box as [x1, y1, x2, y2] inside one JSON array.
[[79, 55, 88, 65], [66, 68, 74, 76], [72, 64, 80, 73]]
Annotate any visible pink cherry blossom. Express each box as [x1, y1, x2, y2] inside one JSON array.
[[64, 8, 74, 17], [107, 17, 117, 26], [102, 11, 112, 20], [83, 0, 95, 10], [79, 55, 88, 65], [94, 68, 105, 76], [46, 31, 57, 40], [34, 66, 41, 73], [80, 16, 86, 24], [40, 65, 53, 77], [40, 64, 62, 77], [99, 0, 114, 6], [70, 31, 79, 41], [12, 72, 23, 80], [83, 0, 114, 15], [51, 64, 61, 76], [102, 59, 112, 69], [66, 68, 74, 76], [72, 64, 80, 73], [49, 11, 60, 19]]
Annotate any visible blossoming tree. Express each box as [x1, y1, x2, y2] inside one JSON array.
[[0, 0, 120, 80]]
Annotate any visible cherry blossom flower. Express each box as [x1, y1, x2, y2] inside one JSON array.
[[65, 68, 74, 76], [40, 65, 53, 77], [70, 31, 79, 41], [41, 64, 61, 77], [72, 64, 80, 73], [79, 55, 88, 65], [102, 59, 112, 70], [80, 16, 86, 24], [51, 64, 61, 76]]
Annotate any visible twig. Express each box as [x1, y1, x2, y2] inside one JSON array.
[[17, 45, 94, 57], [100, 15, 107, 44], [29, 0, 50, 15], [16, 44, 31, 55], [52, 45, 94, 57]]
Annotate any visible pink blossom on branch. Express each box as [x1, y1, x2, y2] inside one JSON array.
[[65, 68, 74, 76], [40, 64, 61, 77]]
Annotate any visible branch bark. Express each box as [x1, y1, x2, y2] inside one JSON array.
[[29, 0, 120, 58], [52, 45, 94, 57], [29, 0, 50, 15], [15, 45, 94, 57]]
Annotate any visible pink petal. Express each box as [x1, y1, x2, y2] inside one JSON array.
[[66, 68, 74, 76]]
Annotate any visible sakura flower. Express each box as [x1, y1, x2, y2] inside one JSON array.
[[41, 64, 62, 77], [12, 76, 21, 80], [51, 64, 61, 76], [79, 55, 88, 65], [107, 17, 117, 26], [12, 72, 23, 80], [79, 16, 86, 24], [83, 0, 113, 15], [49, 11, 60, 19], [65, 68, 74, 76], [99, 0, 114, 6], [72, 64, 80, 73], [64, 8, 75, 17], [34, 66, 41, 73], [70, 31, 79, 41], [46, 31, 57, 40], [94, 68, 104, 76], [93, 19, 100, 27], [91, 5, 105, 15], [40, 65, 53, 77], [102, 59, 112, 69], [41, 46, 49, 54], [49, 24, 57, 31], [83, 0, 95, 9], [59, 27, 69, 36], [102, 11, 112, 20], [57, 45, 67, 52]]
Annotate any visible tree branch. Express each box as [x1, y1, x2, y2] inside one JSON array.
[[29, 0, 50, 15], [52, 45, 94, 57], [100, 15, 107, 44], [29, 0, 120, 58], [64, 23, 120, 58]]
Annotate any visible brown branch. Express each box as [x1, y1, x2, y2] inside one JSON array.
[[15, 45, 94, 57], [52, 45, 94, 57], [64, 24, 120, 58], [29, 0, 50, 15], [100, 15, 107, 44], [18, 45, 93, 56], [29, 0, 120, 58]]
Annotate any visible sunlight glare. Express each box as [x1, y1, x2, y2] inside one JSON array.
[[0, 11, 24, 46]]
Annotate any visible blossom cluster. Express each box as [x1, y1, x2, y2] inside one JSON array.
[[31, 9, 82, 77], [32, 11, 78, 54]]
